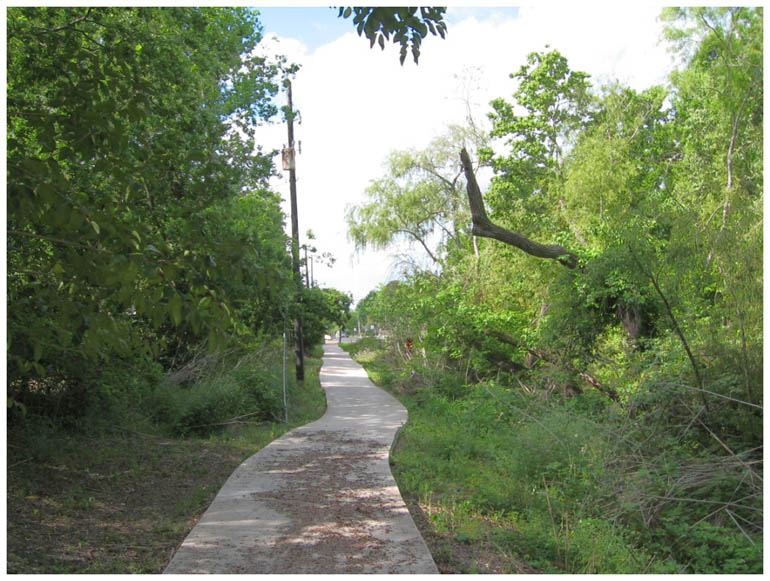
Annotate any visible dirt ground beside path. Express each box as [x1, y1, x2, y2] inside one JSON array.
[[7, 355, 326, 574], [6, 435, 252, 573]]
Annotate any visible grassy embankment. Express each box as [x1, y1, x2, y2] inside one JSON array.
[[341, 337, 762, 574], [7, 344, 327, 573]]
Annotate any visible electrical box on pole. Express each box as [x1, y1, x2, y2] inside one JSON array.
[[281, 147, 295, 171]]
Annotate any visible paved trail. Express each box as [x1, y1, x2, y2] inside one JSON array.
[[164, 342, 437, 574]]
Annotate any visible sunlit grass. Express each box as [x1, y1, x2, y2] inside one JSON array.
[[342, 338, 675, 574]]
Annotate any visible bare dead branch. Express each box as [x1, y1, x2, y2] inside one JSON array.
[[460, 147, 578, 268]]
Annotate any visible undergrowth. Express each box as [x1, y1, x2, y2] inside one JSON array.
[[7, 342, 327, 573], [342, 337, 762, 574]]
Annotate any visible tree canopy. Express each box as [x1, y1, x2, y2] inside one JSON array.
[[7, 7, 346, 417]]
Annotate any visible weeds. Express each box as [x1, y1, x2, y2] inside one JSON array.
[[342, 338, 762, 574], [6, 344, 327, 574]]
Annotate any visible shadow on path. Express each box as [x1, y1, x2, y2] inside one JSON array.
[[163, 342, 438, 574]]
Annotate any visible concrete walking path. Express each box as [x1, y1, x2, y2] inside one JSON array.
[[164, 341, 438, 574]]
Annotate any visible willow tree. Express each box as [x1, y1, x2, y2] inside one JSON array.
[[346, 125, 483, 269]]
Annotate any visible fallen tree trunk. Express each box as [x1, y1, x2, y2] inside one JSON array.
[[459, 148, 619, 400], [485, 329, 620, 402], [460, 148, 578, 268]]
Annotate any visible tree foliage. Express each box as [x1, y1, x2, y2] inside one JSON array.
[[301, 287, 352, 348], [482, 49, 592, 221], [5, 8, 342, 420], [337, 6, 447, 64], [349, 8, 763, 572], [346, 125, 482, 268]]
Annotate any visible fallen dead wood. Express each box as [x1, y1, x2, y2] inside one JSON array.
[[485, 329, 619, 401]]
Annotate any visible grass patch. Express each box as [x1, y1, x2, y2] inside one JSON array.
[[339, 337, 396, 389], [341, 339, 761, 574], [7, 350, 326, 574]]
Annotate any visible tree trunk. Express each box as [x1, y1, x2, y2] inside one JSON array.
[[460, 148, 578, 268], [485, 329, 620, 401]]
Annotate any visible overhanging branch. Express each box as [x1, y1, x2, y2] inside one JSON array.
[[460, 148, 578, 268]]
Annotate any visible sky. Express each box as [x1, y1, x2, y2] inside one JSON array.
[[249, 4, 676, 305]]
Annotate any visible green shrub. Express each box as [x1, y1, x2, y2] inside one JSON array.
[[648, 515, 763, 573], [567, 518, 655, 573], [169, 355, 285, 436]]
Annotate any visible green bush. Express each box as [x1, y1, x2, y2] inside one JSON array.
[[646, 512, 763, 573], [168, 354, 285, 436], [8, 339, 299, 442], [567, 518, 655, 573]]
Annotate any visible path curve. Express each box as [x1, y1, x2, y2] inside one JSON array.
[[164, 342, 438, 574]]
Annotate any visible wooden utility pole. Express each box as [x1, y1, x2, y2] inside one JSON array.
[[286, 81, 304, 381]]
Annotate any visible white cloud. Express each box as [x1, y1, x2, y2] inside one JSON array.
[[255, 8, 675, 304]]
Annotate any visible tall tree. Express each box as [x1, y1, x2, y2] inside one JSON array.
[[7, 8, 293, 392], [660, 7, 763, 408], [347, 125, 482, 268], [482, 49, 592, 219]]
